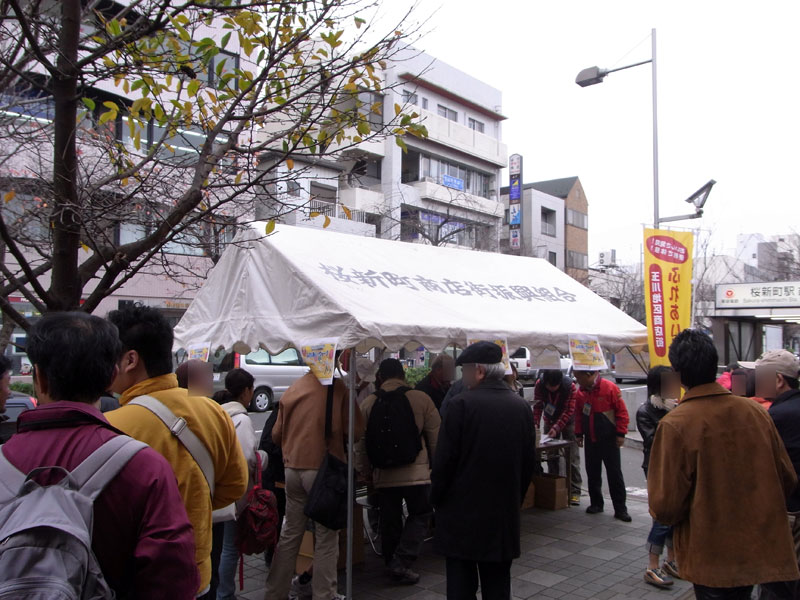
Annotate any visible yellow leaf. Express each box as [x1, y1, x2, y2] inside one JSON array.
[[309, 211, 321, 218], [81, 243, 90, 252], [341, 205, 352, 220], [234, 171, 243, 184], [394, 103, 401, 116], [121, 178, 129, 186], [265, 220, 276, 235], [3, 190, 15, 203], [323, 215, 331, 228], [286, 159, 294, 170]]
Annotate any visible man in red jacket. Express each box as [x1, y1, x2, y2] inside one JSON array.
[[574, 369, 631, 522], [1, 312, 199, 599]]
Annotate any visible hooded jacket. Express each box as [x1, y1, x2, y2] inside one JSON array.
[[106, 374, 248, 594], [212, 401, 269, 522]]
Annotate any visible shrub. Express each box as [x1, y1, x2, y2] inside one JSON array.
[[404, 366, 430, 388], [10, 382, 34, 396]]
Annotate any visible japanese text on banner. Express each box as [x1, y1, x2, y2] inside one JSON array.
[[643, 229, 694, 366]]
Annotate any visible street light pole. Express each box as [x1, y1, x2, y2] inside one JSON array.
[[575, 29, 660, 229], [651, 28, 660, 229]]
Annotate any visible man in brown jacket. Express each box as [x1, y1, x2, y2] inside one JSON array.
[[648, 329, 799, 600], [264, 371, 365, 600], [356, 358, 441, 585]]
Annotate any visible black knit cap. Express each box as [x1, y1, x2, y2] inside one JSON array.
[[456, 341, 503, 366]]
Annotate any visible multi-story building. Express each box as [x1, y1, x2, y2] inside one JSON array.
[[499, 176, 589, 284], [258, 47, 508, 251]]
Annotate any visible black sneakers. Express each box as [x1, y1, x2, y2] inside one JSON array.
[[586, 505, 604, 514], [614, 511, 632, 522]]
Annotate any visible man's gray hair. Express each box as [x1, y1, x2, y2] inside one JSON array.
[[478, 362, 506, 380]]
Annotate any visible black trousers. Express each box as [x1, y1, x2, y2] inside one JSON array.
[[584, 438, 627, 513], [378, 484, 432, 567], [693, 584, 753, 599], [445, 557, 511, 600]]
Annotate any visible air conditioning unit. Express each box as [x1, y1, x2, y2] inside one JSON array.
[[598, 249, 616, 267]]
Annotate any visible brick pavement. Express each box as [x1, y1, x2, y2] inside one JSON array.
[[234, 492, 694, 600]]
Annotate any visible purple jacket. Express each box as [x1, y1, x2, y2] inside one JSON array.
[[1, 402, 199, 599]]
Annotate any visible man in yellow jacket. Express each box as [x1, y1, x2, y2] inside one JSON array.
[[106, 306, 248, 598]]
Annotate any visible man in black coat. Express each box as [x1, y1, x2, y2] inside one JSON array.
[[431, 341, 535, 600], [759, 349, 800, 600]]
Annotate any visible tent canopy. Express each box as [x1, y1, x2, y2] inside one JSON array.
[[173, 223, 647, 357]]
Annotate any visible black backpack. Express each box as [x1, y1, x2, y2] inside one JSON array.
[[365, 386, 422, 469]]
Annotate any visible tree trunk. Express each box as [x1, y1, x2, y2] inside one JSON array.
[[48, 0, 82, 311]]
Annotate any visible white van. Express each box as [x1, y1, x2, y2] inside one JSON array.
[[212, 348, 310, 412]]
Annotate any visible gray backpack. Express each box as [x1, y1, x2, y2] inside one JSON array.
[[0, 435, 147, 599]]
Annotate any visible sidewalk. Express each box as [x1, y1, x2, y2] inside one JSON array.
[[234, 492, 694, 600]]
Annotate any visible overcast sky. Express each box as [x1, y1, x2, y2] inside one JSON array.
[[381, 0, 800, 265]]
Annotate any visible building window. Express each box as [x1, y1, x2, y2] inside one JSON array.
[[286, 179, 302, 196], [567, 250, 588, 270], [503, 209, 509, 225], [402, 90, 418, 105], [468, 118, 485, 133], [420, 154, 491, 199], [421, 98, 428, 109], [541, 207, 556, 237], [548, 251, 558, 266], [437, 104, 457, 122], [567, 208, 588, 229]]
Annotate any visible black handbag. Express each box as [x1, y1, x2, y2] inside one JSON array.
[[303, 383, 348, 530]]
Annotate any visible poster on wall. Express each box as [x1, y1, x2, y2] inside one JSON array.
[[187, 342, 211, 362], [643, 229, 694, 366]]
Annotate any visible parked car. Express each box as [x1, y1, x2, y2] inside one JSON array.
[[0, 391, 37, 444], [211, 347, 310, 412], [510, 347, 536, 380], [510, 347, 573, 382]]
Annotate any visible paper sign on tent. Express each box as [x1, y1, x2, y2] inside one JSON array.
[[187, 342, 211, 362], [300, 338, 339, 385], [467, 334, 512, 374], [568, 335, 607, 371]]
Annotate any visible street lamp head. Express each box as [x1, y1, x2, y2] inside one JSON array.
[[685, 179, 716, 209], [575, 66, 609, 87]]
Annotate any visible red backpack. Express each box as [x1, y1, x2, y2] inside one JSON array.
[[236, 453, 279, 587]]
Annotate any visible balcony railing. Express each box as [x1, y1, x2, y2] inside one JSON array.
[[308, 199, 366, 223]]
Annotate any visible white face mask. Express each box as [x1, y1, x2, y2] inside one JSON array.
[[663, 398, 679, 411]]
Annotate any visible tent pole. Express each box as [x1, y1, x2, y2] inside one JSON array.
[[346, 349, 357, 599]]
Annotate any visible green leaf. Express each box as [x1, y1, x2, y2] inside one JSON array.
[[187, 79, 201, 97], [220, 32, 231, 48], [356, 120, 371, 136], [98, 110, 116, 126], [81, 98, 96, 111], [265, 220, 276, 235], [395, 136, 408, 153], [102, 101, 118, 111]]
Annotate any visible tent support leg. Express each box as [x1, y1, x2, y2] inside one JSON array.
[[346, 350, 357, 599]]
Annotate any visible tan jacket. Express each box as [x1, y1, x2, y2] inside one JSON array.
[[648, 382, 799, 587], [356, 379, 441, 488], [273, 373, 364, 470]]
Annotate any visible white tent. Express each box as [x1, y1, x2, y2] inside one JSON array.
[[173, 222, 647, 599], [173, 223, 647, 355]]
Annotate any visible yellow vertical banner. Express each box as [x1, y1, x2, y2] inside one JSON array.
[[643, 229, 694, 366]]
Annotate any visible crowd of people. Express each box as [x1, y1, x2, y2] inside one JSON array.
[[1, 315, 800, 600]]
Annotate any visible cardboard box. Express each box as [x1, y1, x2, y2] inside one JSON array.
[[533, 474, 568, 510], [521, 481, 536, 510]]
